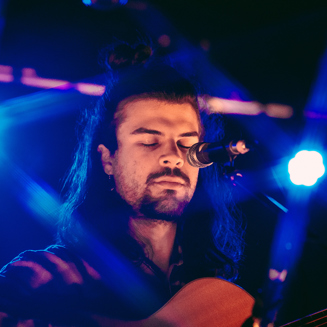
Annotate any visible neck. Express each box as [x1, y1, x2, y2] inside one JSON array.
[[128, 217, 177, 276]]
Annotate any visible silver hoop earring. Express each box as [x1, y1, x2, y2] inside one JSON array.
[[108, 175, 115, 192]]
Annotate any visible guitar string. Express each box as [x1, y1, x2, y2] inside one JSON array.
[[302, 317, 327, 327], [284, 310, 327, 326]]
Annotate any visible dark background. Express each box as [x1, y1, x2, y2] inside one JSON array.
[[0, 0, 327, 325]]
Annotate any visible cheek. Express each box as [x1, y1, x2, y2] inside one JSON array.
[[120, 154, 147, 179], [112, 159, 142, 204], [113, 153, 147, 191], [187, 167, 199, 189]]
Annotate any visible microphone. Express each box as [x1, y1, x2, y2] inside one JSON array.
[[187, 140, 251, 168]]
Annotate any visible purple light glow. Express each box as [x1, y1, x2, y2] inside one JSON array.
[[0, 65, 14, 83]]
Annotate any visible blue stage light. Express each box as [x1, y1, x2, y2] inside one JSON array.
[[82, 0, 128, 8], [288, 150, 325, 186]]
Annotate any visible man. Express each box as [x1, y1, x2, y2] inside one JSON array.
[[0, 45, 244, 326]]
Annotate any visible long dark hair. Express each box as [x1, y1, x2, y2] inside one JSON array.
[[58, 44, 244, 281]]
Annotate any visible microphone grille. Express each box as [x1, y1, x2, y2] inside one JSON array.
[[187, 143, 213, 168]]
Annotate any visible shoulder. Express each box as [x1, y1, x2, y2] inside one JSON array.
[[0, 244, 101, 292], [0, 246, 104, 324]]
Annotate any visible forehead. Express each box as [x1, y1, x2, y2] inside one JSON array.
[[117, 99, 200, 135]]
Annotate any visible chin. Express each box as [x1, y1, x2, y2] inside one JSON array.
[[138, 191, 190, 222]]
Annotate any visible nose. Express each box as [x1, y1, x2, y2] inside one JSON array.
[[159, 142, 184, 168]]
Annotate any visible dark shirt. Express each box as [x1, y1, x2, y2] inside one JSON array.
[[0, 244, 186, 326]]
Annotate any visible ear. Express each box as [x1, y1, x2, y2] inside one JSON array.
[[97, 144, 114, 176]]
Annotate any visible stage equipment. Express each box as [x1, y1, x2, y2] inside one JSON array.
[[187, 140, 251, 168]]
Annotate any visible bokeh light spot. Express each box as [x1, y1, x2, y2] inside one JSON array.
[[158, 35, 171, 47]]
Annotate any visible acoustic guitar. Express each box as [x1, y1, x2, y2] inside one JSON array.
[[92, 278, 327, 327], [93, 277, 254, 326]]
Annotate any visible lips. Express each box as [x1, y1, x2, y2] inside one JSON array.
[[151, 177, 185, 185], [148, 177, 186, 190], [156, 181, 183, 187], [146, 168, 191, 186]]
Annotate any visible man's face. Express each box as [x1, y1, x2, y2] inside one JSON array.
[[104, 98, 200, 220]]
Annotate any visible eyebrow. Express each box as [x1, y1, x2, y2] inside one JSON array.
[[131, 128, 162, 135], [131, 128, 199, 138], [179, 131, 199, 137]]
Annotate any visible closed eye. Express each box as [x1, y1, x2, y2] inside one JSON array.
[[142, 143, 158, 147], [178, 144, 192, 149]]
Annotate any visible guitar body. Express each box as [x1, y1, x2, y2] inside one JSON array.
[[94, 277, 255, 327]]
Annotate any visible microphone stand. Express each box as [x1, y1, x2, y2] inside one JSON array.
[[224, 164, 311, 327]]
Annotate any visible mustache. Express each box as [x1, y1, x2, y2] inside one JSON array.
[[146, 167, 191, 186]]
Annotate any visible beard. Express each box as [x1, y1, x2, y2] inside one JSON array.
[[136, 188, 191, 223], [113, 166, 196, 222]]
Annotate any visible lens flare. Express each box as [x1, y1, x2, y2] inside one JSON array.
[[288, 150, 325, 186]]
